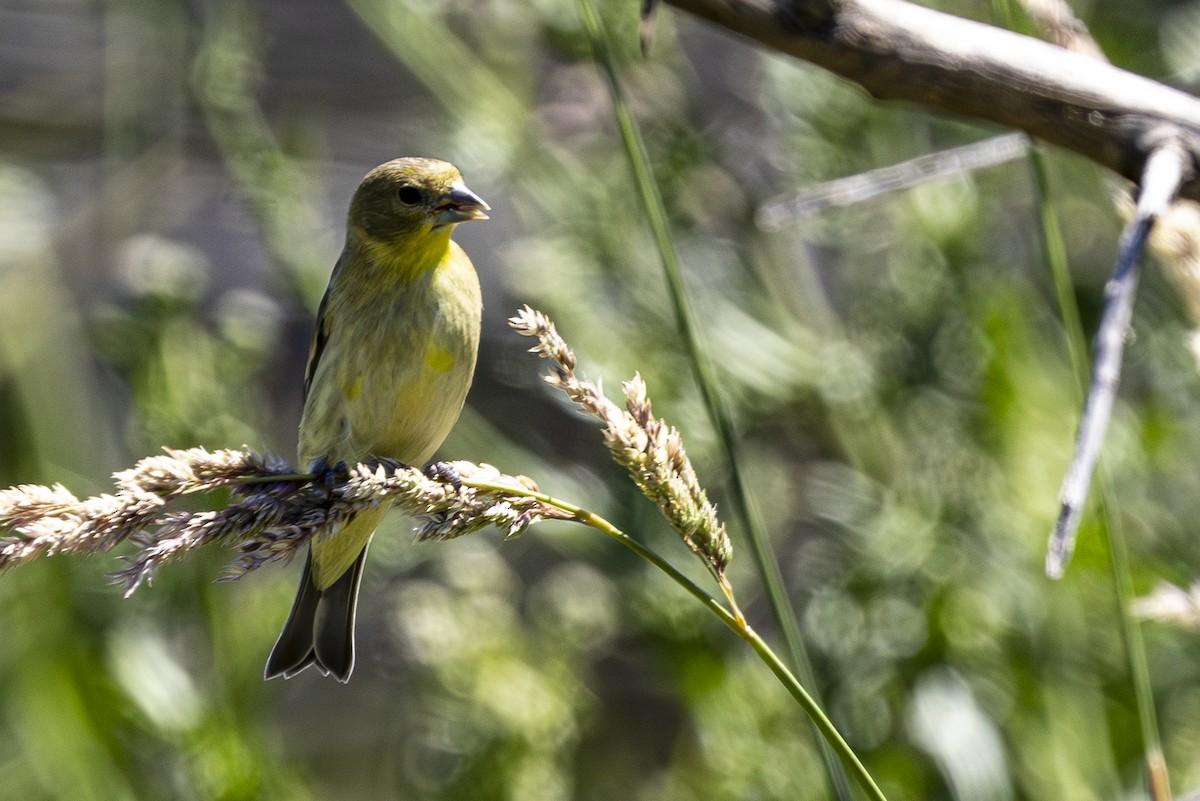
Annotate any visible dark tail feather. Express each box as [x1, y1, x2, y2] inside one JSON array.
[[313, 544, 367, 682], [264, 550, 321, 680], [264, 546, 368, 682]]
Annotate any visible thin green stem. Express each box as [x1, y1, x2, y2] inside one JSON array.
[[462, 477, 887, 801], [575, 5, 855, 801], [1029, 149, 1167, 794], [1104, 510, 1168, 796], [228, 473, 316, 486], [1029, 148, 1088, 386]]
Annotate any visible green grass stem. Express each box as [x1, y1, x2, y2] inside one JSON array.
[[1028, 147, 1167, 797], [463, 477, 888, 801], [577, 2, 858, 799]]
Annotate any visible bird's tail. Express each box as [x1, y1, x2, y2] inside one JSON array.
[[264, 545, 368, 682], [264, 507, 386, 682]]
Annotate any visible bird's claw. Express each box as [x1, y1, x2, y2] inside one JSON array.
[[310, 459, 350, 498]]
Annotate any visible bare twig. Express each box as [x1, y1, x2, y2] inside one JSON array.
[[1047, 138, 1193, 578], [758, 132, 1029, 227]]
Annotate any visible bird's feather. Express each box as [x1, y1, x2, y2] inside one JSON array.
[[266, 157, 485, 682]]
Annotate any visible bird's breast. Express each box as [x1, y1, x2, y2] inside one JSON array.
[[298, 242, 481, 468]]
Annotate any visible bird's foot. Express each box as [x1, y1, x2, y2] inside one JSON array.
[[310, 458, 350, 498]]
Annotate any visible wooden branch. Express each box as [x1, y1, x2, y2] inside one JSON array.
[[1047, 141, 1190, 578], [663, 0, 1200, 199]]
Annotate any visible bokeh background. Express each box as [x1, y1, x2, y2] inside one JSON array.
[[4, 0, 1200, 799]]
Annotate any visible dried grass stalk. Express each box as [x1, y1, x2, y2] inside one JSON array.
[[510, 305, 733, 580], [0, 449, 563, 596]]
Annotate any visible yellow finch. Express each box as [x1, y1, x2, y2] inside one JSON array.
[[264, 157, 488, 682]]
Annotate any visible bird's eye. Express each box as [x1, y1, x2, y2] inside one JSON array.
[[397, 186, 423, 205]]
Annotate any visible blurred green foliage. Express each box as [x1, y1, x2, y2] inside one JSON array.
[[3, 0, 1200, 799]]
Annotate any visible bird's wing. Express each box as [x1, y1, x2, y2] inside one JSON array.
[[303, 257, 339, 402]]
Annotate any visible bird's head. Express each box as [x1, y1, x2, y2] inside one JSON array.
[[348, 157, 489, 244]]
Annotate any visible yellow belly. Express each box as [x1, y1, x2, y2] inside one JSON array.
[[298, 239, 482, 587], [298, 241, 481, 467]]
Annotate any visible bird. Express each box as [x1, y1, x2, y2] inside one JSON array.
[[264, 157, 488, 682]]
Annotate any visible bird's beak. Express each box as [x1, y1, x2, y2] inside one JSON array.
[[435, 180, 490, 226]]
